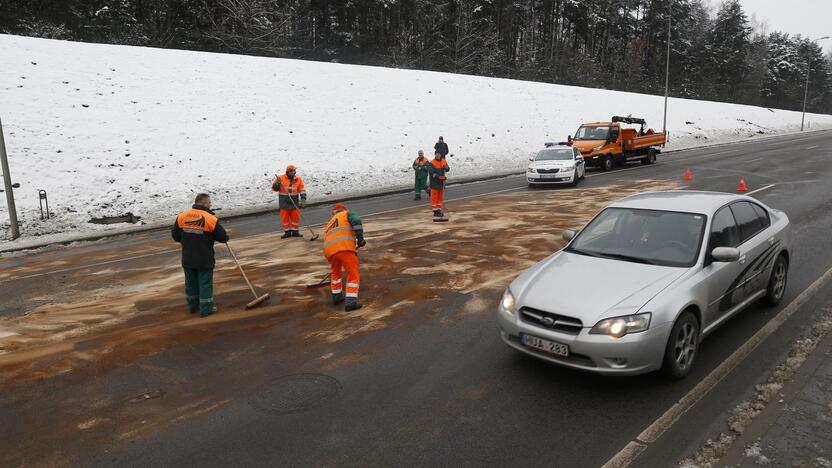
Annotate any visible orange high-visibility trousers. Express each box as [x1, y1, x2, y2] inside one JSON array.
[[280, 209, 300, 231], [430, 189, 444, 211], [329, 251, 360, 298]]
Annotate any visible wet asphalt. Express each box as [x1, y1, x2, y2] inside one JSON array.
[[2, 129, 832, 467]]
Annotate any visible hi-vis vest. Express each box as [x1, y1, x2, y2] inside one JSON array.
[[177, 208, 218, 234], [323, 211, 356, 259]]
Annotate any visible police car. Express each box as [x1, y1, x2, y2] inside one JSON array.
[[527, 142, 586, 187]]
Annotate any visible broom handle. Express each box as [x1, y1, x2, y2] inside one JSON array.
[[226, 243, 258, 298]]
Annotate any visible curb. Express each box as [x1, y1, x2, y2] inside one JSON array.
[[2, 127, 831, 255]]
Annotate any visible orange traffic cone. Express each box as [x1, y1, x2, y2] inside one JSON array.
[[683, 167, 692, 181], [737, 176, 748, 192]]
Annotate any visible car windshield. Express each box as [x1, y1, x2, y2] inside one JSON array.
[[566, 207, 706, 267], [535, 148, 574, 161], [574, 125, 611, 140]]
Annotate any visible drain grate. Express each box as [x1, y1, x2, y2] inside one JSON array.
[[250, 373, 341, 414]]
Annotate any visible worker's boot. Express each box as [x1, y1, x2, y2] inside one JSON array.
[[437, 209, 444, 218], [331, 292, 344, 305], [200, 306, 217, 318], [344, 297, 363, 312], [292, 230, 304, 238], [281, 231, 292, 239], [433, 209, 441, 218]]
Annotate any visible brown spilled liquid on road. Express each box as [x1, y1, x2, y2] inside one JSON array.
[[0, 180, 679, 462]]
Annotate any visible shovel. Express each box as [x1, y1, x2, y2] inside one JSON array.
[[226, 243, 271, 309]]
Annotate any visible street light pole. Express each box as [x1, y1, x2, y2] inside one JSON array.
[[801, 36, 830, 131], [662, 0, 672, 136], [0, 116, 20, 240]]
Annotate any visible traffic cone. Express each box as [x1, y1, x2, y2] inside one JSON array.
[[683, 167, 692, 181], [737, 176, 748, 192]]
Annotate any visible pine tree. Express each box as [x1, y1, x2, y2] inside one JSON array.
[[704, 0, 751, 102]]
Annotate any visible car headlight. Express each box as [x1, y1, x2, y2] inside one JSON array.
[[527, 167, 537, 173], [562, 164, 575, 170], [499, 289, 516, 316], [589, 313, 651, 338]]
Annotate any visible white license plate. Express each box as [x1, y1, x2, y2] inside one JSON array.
[[539, 173, 559, 178], [521, 333, 569, 357]]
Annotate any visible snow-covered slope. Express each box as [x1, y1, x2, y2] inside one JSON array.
[[1, 34, 831, 247]]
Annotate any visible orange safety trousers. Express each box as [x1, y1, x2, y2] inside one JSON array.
[[280, 209, 300, 231], [430, 189, 444, 210], [329, 251, 360, 298]]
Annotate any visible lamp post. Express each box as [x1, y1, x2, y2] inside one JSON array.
[[662, 0, 672, 136], [0, 116, 20, 240], [801, 36, 830, 131]]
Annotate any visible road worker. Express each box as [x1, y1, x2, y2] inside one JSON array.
[[171, 193, 229, 317], [412, 150, 430, 200], [434, 136, 449, 158], [322, 203, 366, 312], [271, 165, 307, 238], [427, 151, 450, 218]]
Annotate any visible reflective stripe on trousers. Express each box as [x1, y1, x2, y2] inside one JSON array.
[[329, 251, 360, 299]]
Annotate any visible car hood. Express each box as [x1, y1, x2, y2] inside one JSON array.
[[512, 251, 686, 326], [529, 160, 574, 169]]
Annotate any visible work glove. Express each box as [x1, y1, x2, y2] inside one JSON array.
[[357, 240, 366, 248]]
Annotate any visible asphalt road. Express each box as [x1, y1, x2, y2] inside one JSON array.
[[2, 129, 832, 467]]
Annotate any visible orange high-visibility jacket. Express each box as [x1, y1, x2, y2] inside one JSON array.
[[323, 211, 357, 259], [272, 174, 307, 210]]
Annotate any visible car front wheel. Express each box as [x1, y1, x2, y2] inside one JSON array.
[[764, 254, 788, 306], [662, 311, 699, 379], [601, 155, 613, 172]]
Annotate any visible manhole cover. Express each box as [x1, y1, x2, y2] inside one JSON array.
[[250, 373, 341, 414]]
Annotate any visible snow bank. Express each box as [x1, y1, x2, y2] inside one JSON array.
[[2, 34, 831, 248]]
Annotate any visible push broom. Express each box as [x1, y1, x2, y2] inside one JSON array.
[[226, 244, 270, 309]]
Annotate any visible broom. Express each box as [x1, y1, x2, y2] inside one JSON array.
[[226, 243, 271, 309]]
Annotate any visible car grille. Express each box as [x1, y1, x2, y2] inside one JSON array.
[[519, 307, 583, 334], [536, 168, 560, 174]]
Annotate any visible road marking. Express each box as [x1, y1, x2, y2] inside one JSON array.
[[4, 132, 824, 279], [806, 145, 819, 150], [745, 157, 763, 163], [602, 262, 832, 468], [745, 184, 775, 196]]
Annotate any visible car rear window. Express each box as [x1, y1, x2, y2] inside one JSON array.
[[730, 202, 766, 243]]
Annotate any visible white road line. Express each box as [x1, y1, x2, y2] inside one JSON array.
[[1, 137, 818, 279], [806, 145, 820, 150], [602, 262, 832, 468], [745, 184, 776, 196], [744, 157, 763, 164]]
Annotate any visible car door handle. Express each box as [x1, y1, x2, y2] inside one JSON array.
[[768, 237, 776, 245], [739, 255, 747, 265]]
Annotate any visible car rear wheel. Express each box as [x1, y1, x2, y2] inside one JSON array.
[[764, 254, 788, 306], [641, 149, 657, 165], [662, 311, 699, 379], [601, 155, 613, 172]]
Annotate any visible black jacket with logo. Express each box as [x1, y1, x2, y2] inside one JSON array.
[[434, 141, 449, 156], [171, 205, 229, 269]]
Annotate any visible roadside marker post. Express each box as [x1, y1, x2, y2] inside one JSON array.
[[0, 116, 20, 240], [38, 190, 51, 220]]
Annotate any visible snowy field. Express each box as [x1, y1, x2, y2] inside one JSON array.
[[2, 34, 831, 250]]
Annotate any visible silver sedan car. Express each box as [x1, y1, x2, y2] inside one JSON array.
[[497, 191, 791, 378]]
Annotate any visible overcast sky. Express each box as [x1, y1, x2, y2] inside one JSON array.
[[736, 0, 832, 53]]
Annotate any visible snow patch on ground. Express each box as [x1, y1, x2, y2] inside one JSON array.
[[678, 308, 832, 468], [2, 34, 832, 248]]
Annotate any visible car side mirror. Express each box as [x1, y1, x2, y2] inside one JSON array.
[[711, 247, 741, 263], [562, 229, 576, 242]]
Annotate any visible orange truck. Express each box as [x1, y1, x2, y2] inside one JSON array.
[[569, 116, 667, 171]]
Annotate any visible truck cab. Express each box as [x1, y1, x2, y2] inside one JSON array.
[[571, 116, 667, 171]]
